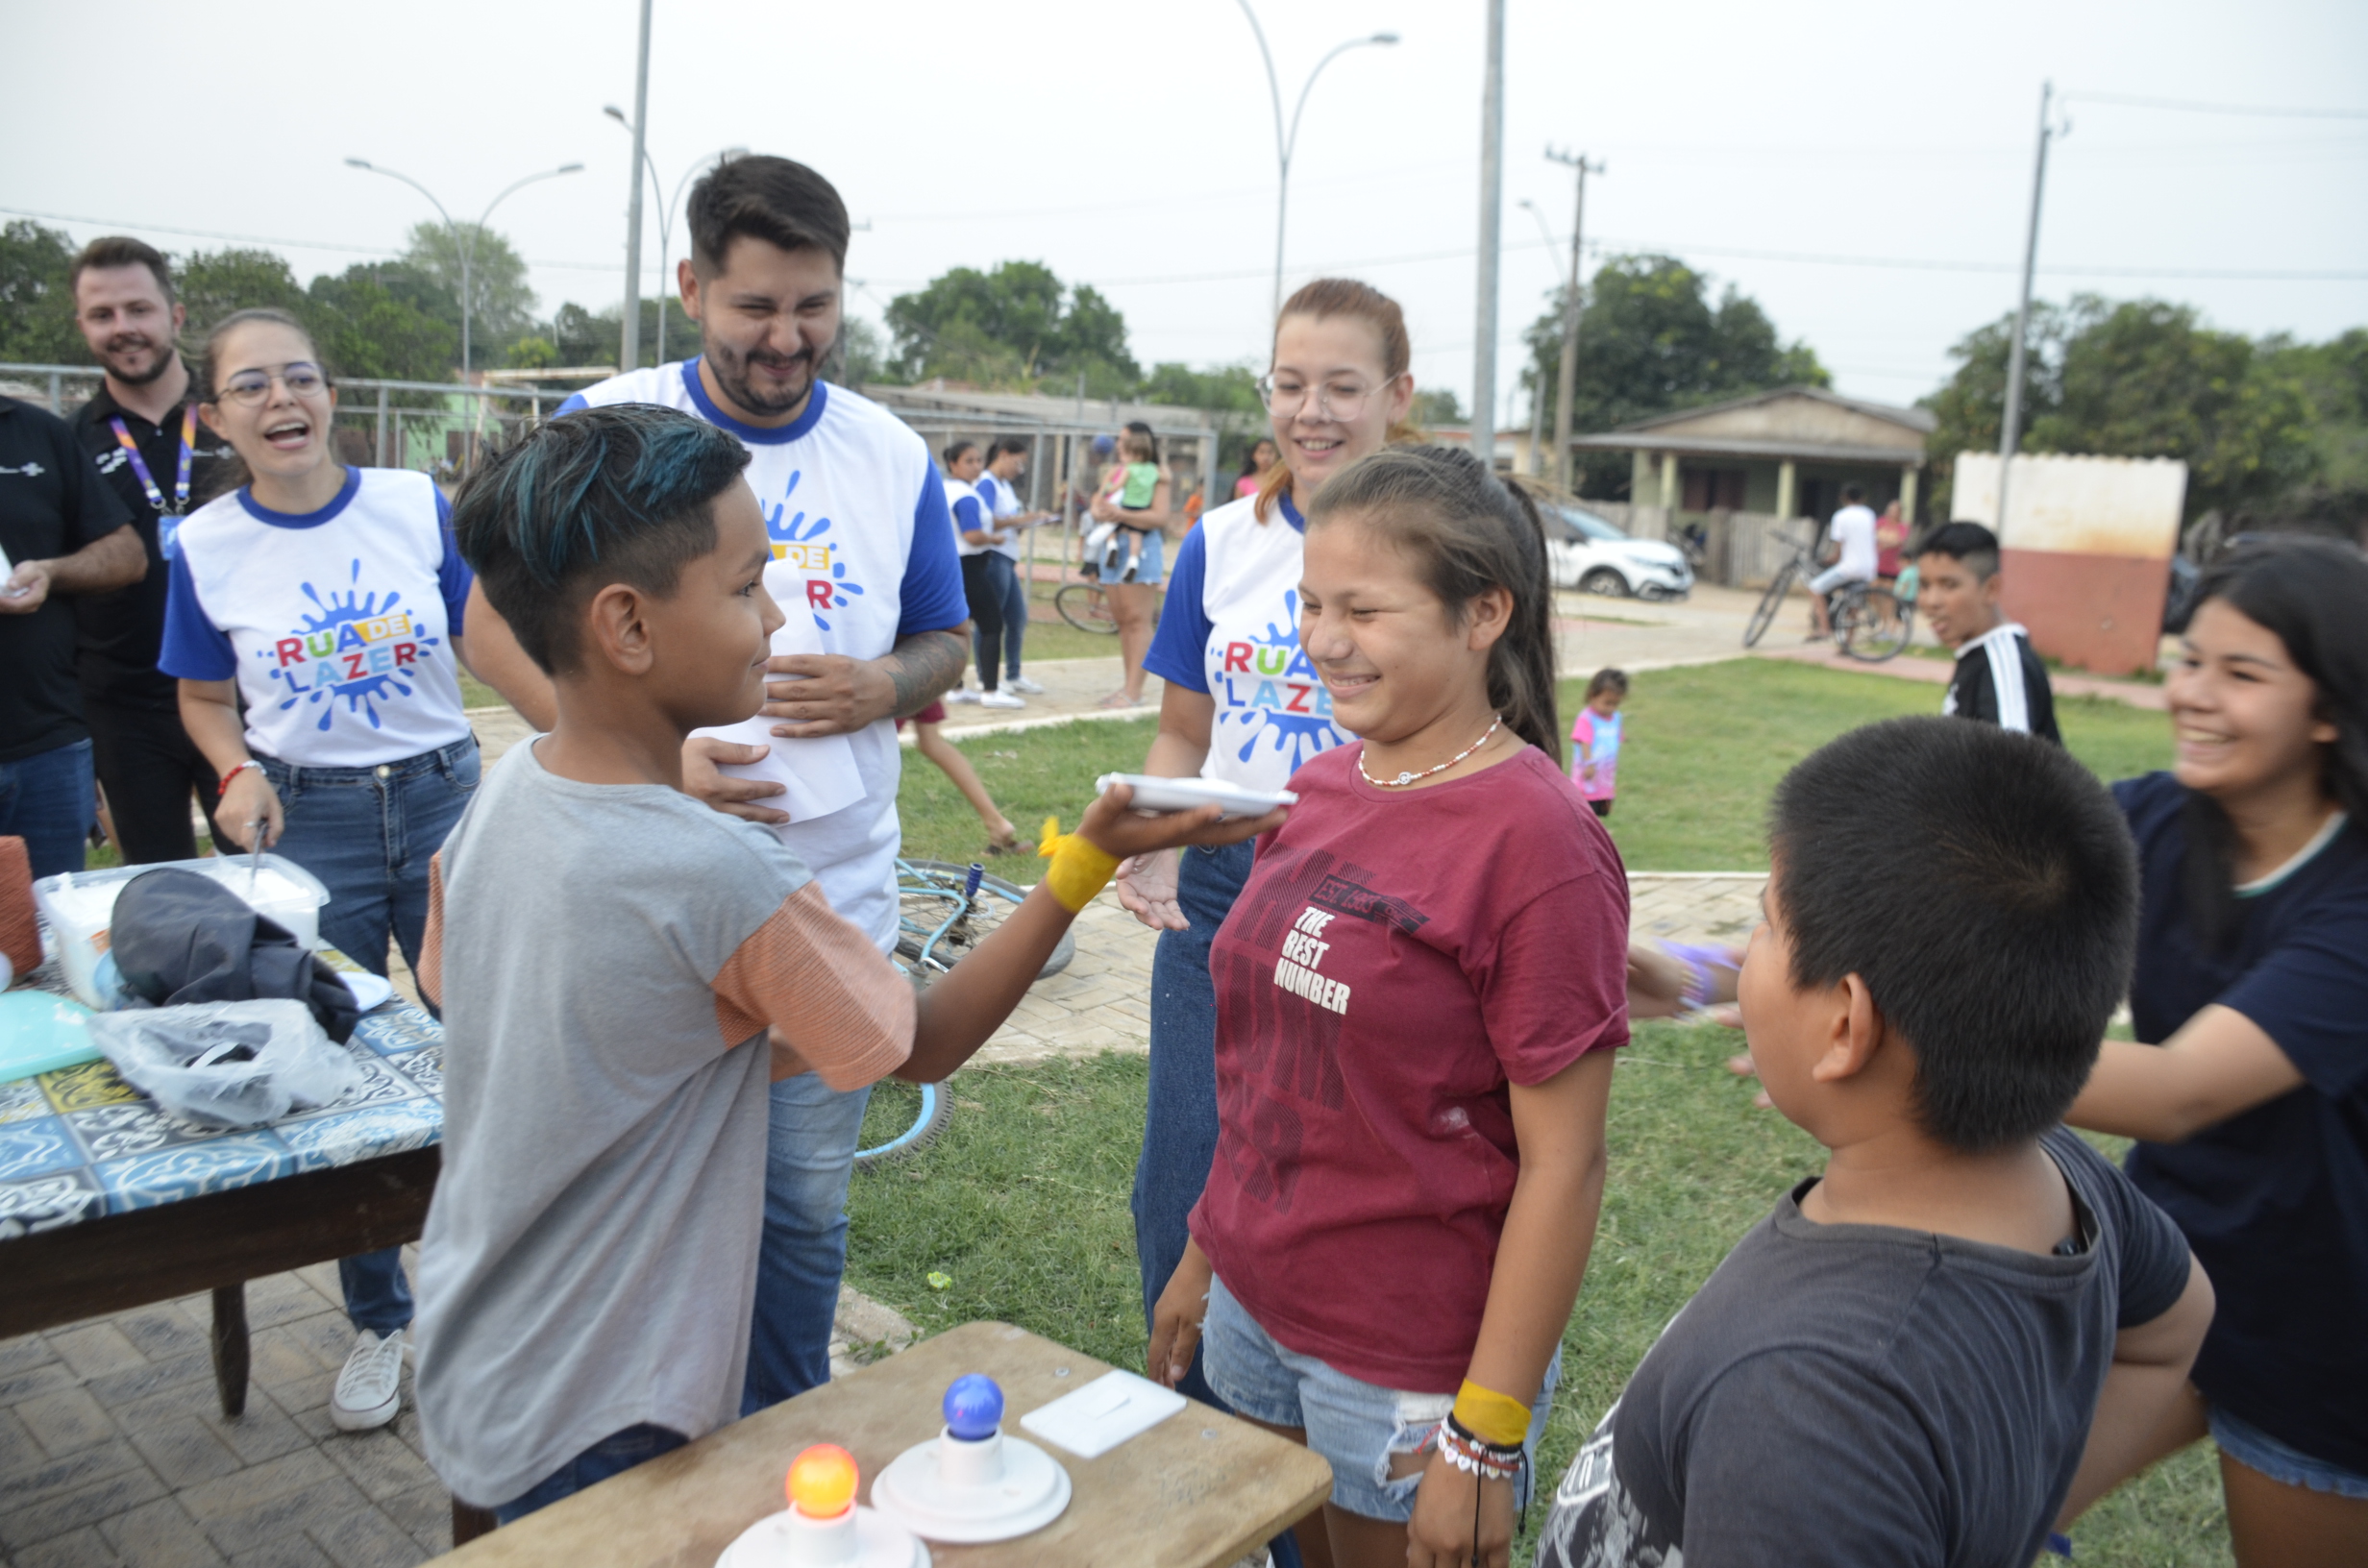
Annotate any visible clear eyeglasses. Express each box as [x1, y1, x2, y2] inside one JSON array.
[[1256, 373, 1398, 423], [212, 363, 328, 405]]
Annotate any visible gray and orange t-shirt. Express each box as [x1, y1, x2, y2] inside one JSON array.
[[412, 739, 915, 1507]]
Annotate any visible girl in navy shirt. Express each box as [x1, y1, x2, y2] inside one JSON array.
[[2068, 538, 2368, 1561]]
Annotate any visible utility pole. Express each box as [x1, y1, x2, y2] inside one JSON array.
[[1546, 148, 1602, 489], [619, 0, 654, 373], [1998, 81, 2063, 536], [1469, 0, 1505, 467]]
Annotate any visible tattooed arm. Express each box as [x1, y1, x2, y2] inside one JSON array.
[[679, 625, 974, 824]]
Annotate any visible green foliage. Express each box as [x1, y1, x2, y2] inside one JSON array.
[[0, 220, 86, 364], [1924, 297, 2332, 522], [305, 263, 458, 382], [885, 260, 1140, 391], [1140, 360, 1262, 416], [1413, 386, 1468, 428], [505, 334, 559, 371], [401, 221, 537, 355], [176, 248, 309, 338], [834, 315, 888, 386], [1520, 256, 1830, 497]]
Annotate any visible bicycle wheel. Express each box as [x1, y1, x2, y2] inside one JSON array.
[[1055, 582, 1120, 634], [1838, 587, 1911, 662], [1742, 563, 1797, 649], [853, 1079, 949, 1164], [896, 860, 1076, 980]]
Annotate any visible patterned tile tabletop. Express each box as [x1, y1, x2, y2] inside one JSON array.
[[0, 952, 443, 1240]]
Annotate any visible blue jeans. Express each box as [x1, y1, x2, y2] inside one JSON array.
[[0, 737, 96, 881], [743, 1070, 874, 1414], [1132, 838, 1255, 1408], [1205, 1275, 1560, 1522], [493, 1424, 687, 1524], [968, 551, 1028, 685], [258, 734, 479, 1335], [994, 551, 1029, 680]]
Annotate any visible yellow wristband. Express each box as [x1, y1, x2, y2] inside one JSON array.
[[1452, 1381, 1532, 1449], [1038, 817, 1121, 914]]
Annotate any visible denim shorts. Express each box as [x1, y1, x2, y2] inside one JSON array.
[[1201, 1272, 1559, 1522], [2211, 1406, 2368, 1500], [1098, 527, 1164, 585]]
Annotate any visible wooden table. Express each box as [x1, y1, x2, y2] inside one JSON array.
[[434, 1320, 1334, 1568]]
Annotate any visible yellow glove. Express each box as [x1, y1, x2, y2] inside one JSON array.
[[1039, 816, 1121, 914]]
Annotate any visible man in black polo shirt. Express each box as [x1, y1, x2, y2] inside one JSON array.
[[1, 395, 142, 879], [68, 236, 238, 862]]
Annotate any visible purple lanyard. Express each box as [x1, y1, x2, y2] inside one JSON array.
[[109, 404, 197, 517]]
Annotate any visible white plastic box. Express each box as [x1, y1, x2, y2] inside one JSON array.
[[33, 855, 333, 1010]]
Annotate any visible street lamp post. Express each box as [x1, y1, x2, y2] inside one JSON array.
[[343, 159, 582, 377], [604, 109, 747, 367], [1517, 199, 1561, 477], [1232, 2, 1398, 320]]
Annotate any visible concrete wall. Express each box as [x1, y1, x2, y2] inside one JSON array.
[[1643, 396, 1927, 455], [1952, 452, 2187, 675]]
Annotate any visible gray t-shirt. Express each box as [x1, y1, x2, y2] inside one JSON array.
[[414, 741, 913, 1507], [1537, 1127, 2192, 1568]]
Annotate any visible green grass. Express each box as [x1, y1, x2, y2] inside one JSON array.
[[1589, 660, 2175, 870], [846, 1030, 2230, 1566], [853, 658, 2223, 1563]]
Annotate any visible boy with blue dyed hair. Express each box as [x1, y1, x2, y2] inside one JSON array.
[[412, 403, 1279, 1521]]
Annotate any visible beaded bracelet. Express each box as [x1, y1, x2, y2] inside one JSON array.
[[1431, 1416, 1525, 1482]]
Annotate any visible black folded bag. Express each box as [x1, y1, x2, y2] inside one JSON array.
[[109, 868, 360, 1042]]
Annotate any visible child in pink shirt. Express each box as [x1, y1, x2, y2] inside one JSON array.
[[1571, 668, 1628, 818]]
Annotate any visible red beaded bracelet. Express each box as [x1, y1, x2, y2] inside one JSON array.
[[217, 760, 263, 797]]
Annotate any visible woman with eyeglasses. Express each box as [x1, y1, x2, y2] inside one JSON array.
[[1116, 278, 1420, 1416], [160, 307, 541, 1435]]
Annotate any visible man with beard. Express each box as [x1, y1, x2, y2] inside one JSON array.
[[68, 237, 238, 862], [509, 155, 970, 1412]]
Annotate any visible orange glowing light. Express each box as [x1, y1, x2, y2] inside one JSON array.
[[786, 1444, 858, 1518]]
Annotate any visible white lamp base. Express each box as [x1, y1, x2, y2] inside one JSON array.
[[713, 1506, 928, 1568], [872, 1431, 1072, 1544]]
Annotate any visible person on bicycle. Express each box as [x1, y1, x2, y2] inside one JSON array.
[[1808, 482, 1879, 641]]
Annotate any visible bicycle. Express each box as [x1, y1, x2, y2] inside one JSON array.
[[1053, 579, 1121, 635], [1741, 529, 1913, 662], [853, 858, 1077, 1164]]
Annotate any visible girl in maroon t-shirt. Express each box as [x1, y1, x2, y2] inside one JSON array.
[[1150, 444, 1629, 1568]]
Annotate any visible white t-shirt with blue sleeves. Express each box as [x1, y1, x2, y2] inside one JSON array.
[[974, 472, 1024, 562], [556, 362, 970, 950], [1142, 490, 1350, 795], [160, 466, 474, 769], [947, 476, 993, 559]]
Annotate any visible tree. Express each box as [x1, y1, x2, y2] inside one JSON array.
[[307, 264, 458, 382], [1925, 296, 2321, 521], [1518, 255, 1828, 496], [1412, 387, 1467, 429], [885, 261, 1140, 393], [832, 316, 888, 387], [0, 220, 85, 365], [176, 249, 309, 338], [401, 222, 537, 360], [1141, 361, 1262, 418]]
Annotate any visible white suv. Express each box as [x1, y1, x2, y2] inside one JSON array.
[[1542, 502, 1694, 600]]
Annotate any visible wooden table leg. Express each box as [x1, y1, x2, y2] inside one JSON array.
[[210, 1283, 249, 1418], [453, 1498, 498, 1547]]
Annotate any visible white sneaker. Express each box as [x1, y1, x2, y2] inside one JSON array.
[[944, 686, 980, 704], [331, 1328, 406, 1432], [979, 690, 1026, 710], [1005, 675, 1046, 695]]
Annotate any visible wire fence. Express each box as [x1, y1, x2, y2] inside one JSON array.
[[1, 362, 592, 478]]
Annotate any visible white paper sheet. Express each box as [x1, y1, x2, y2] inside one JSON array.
[[1019, 1370, 1187, 1459], [687, 610, 865, 824]]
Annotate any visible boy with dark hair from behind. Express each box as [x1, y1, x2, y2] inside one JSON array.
[[1915, 520, 2061, 742], [1537, 717, 2213, 1568], [411, 404, 1279, 1522]]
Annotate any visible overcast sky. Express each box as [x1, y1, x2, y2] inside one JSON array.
[[8, 0, 2363, 421]]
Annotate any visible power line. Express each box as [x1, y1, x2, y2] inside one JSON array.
[[0, 205, 622, 273], [2064, 89, 2368, 120]]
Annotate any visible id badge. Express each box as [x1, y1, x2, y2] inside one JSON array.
[[158, 511, 182, 560]]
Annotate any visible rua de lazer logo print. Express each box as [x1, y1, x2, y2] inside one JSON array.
[[764, 469, 867, 631], [1220, 590, 1342, 770], [257, 560, 441, 731]]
